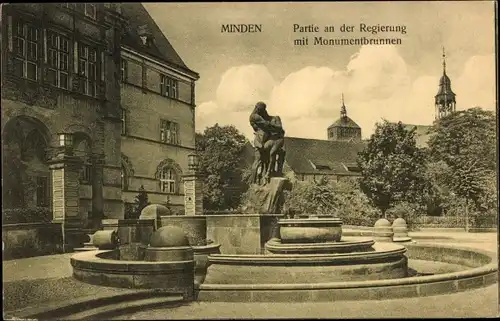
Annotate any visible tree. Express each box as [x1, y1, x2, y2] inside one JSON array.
[[281, 177, 379, 226], [427, 107, 496, 230], [357, 120, 428, 218], [196, 124, 250, 211], [133, 185, 150, 218]]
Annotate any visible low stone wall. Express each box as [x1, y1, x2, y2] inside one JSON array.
[[2, 223, 64, 260], [197, 244, 497, 302], [205, 214, 281, 254], [71, 250, 195, 300]]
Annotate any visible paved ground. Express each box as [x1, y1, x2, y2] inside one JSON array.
[[3, 253, 73, 282], [2, 230, 499, 318], [114, 284, 500, 319]]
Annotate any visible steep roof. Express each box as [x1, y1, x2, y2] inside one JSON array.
[[328, 116, 361, 129], [120, 3, 198, 78], [283, 137, 366, 175], [398, 123, 434, 148]]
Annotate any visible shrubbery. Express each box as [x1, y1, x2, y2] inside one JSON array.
[[282, 177, 380, 227], [3, 207, 52, 224], [385, 202, 424, 231]]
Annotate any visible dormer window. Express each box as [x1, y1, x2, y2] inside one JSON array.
[[342, 163, 361, 173], [84, 4, 97, 19], [75, 4, 96, 20], [309, 160, 331, 171], [140, 35, 148, 46], [137, 25, 154, 47]]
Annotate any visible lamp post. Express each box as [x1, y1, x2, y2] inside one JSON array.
[[57, 132, 74, 156]]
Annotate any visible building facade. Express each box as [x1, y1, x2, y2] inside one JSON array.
[[116, 4, 198, 216], [1, 4, 199, 231]]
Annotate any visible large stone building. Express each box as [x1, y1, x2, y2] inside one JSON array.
[[1, 4, 198, 232]]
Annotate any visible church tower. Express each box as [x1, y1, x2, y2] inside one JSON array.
[[327, 94, 362, 142], [435, 47, 456, 119]]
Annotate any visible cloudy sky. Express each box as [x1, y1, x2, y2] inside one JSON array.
[[144, 1, 496, 140]]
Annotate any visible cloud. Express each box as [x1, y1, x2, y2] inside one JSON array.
[[269, 66, 339, 120], [454, 54, 496, 110], [215, 64, 276, 112], [346, 45, 410, 100], [196, 47, 496, 141]]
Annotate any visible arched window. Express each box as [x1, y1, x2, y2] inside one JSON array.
[[159, 167, 176, 194], [155, 159, 182, 194]]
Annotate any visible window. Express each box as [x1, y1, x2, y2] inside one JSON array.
[[75, 4, 96, 19], [121, 108, 127, 135], [12, 20, 39, 80], [78, 43, 97, 97], [84, 4, 97, 19], [80, 162, 92, 184], [160, 120, 179, 145], [120, 59, 128, 82], [160, 74, 178, 98], [159, 167, 176, 194], [36, 176, 49, 207], [46, 31, 70, 89]]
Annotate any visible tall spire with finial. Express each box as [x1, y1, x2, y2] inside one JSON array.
[[340, 93, 347, 118], [435, 46, 456, 120], [442, 46, 447, 75]]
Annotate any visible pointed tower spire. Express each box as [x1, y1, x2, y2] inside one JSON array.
[[442, 46, 447, 75], [340, 93, 347, 118], [435, 47, 456, 120]]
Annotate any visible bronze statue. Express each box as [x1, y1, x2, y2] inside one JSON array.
[[249, 102, 286, 185]]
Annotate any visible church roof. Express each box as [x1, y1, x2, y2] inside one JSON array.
[[435, 73, 456, 98], [328, 116, 361, 129], [392, 123, 435, 148], [283, 137, 366, 175], [120, 4, 199, 78]]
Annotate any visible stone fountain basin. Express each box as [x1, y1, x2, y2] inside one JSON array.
[[71, 249, 194, 293], [278, 217, 342, 243], [265, 236, 375, 254], [197, 243, 497, 302]]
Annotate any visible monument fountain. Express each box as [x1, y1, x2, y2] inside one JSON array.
[[63, 101, 497, 315]]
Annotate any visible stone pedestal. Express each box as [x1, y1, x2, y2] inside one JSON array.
[[206, 214, 282, 254], [241, 177, 292, 214], [182, 173, 204, 216], [48, 153, 84, 250]]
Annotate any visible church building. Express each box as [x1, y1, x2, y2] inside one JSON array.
[[399, 48, 457, 148], [283, 94, 364, 182], [283, 48, 458, 181]]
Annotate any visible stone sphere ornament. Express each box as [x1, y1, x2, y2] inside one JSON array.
[[372, 218, 394, 242], [392, 218, 412, 242]]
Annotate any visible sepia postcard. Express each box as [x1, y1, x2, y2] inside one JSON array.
[[1, 1, 498, 319]]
